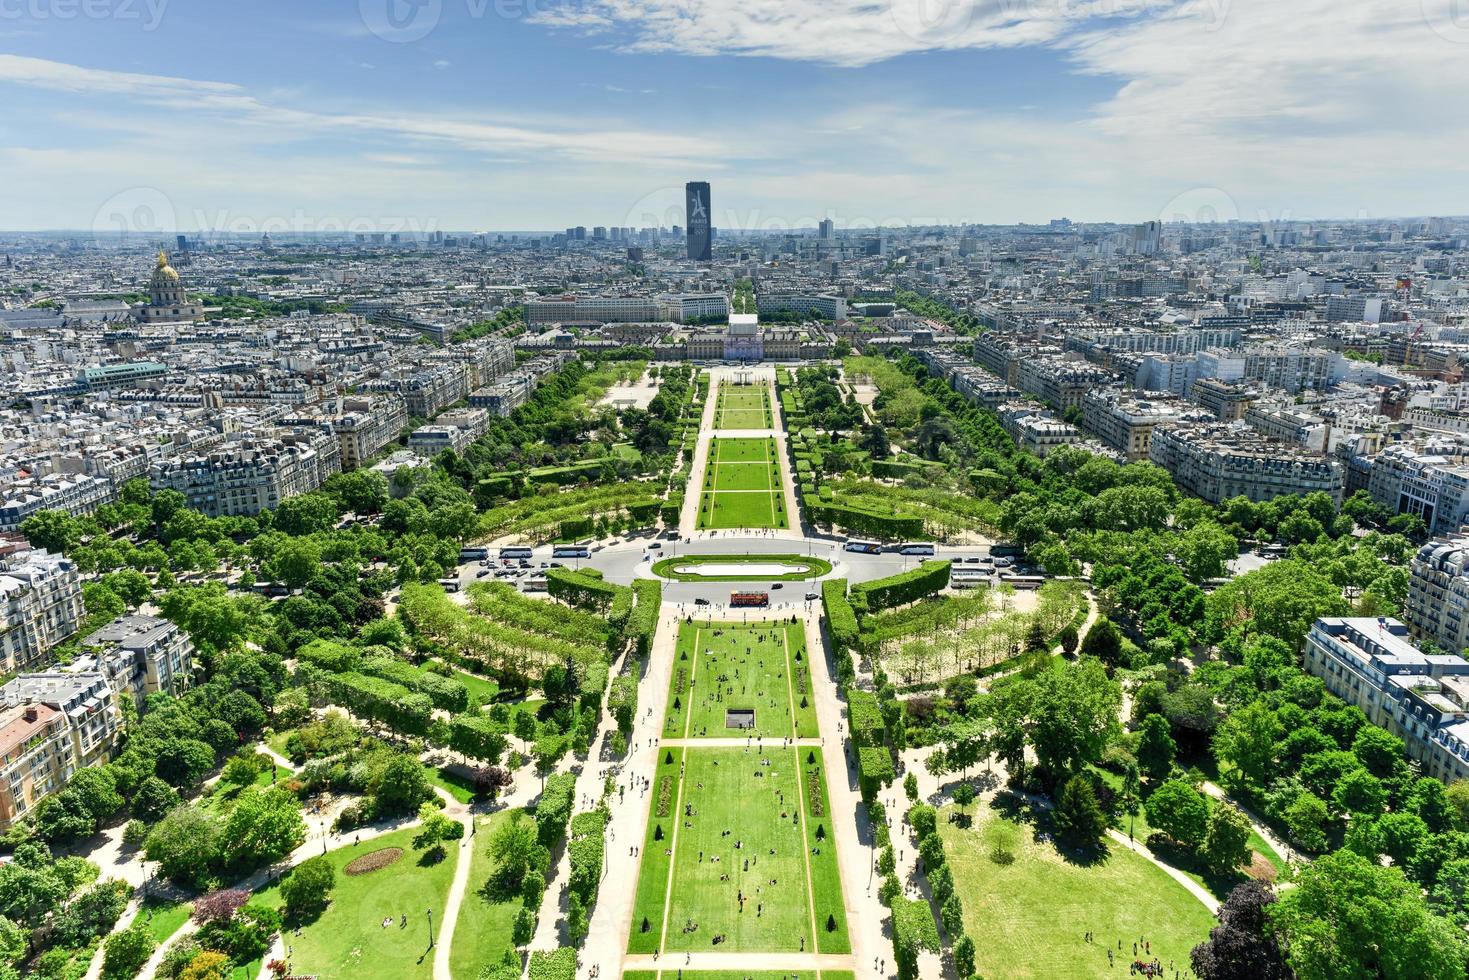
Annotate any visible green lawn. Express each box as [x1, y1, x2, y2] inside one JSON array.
[[448, 809, 525, 980], [697, 438, 787, 531], [650, 554, 832, 582], [138, 896, 191, 945], [250, 826, 458, 980], [664, 621, 817, 740], [630, 746, 837, 954], [715, 385, 773, 429], [449, 667, 500, 708], [425, 764, 479, 804], [939, 803, 1215, 979]]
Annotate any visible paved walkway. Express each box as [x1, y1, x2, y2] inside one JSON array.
[[1106, 830, 1220, 914]]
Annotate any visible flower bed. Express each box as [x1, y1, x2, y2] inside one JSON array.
[[343, 847, 404, 876]]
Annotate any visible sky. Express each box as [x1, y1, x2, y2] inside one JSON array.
[[0, 0, 1467, 233]]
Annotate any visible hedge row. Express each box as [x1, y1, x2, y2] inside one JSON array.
[[360, 655, 469, 713], [806, 501, 925, 540], [628, 580, 662, 656], [852, 560, 951, 613], [848, 689, 886, 748], [315, 671, 433, 736], [547, 566, 626, 616], [528, 948, 577, 980], [858, 745, 896, 801], [608, 674, 638, 735], [446, 713, 509, 763], [536, 771, 577, 846]]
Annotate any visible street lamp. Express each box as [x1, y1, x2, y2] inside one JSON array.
[[427, 908, 435, 949]]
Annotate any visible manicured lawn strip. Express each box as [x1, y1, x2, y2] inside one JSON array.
[[697, 437, 786, 531], [450, 667, 501, 707], [712, 462, 778, 491], [797, 746, 849, 953], [447, 808, 524, 980], [670, 973, 817, 980], [785, 625, 820, 740], [628, 746, 685, 953], [715, 386, 773, 429], [704, 492, 786, 530], [425, 764, 477, 804], [665, 621, 797, 740], [249, 825, 458, 980], [938, 804, 1214, 980], [650, 554, 832, 582], [138, 897, 191, 945], [660, 748, 812, 953]]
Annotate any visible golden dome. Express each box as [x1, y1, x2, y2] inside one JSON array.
[[153, 249, 180, 282]]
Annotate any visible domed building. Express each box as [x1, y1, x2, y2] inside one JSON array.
[[136, 250, 203, 323]]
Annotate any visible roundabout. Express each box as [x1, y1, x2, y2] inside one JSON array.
[[649, 553, 833, 581]]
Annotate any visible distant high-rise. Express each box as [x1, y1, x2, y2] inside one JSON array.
[[686, 181, 711, 261], [818, 218, 835, 241]]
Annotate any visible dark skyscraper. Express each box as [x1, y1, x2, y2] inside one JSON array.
[[686, 181, 711, 261]]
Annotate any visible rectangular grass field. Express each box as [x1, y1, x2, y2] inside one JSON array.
[[697, 437, 788, 530], [627, 746, 849, 955], [716, 384, 773, 429], [663, 621, 819, 740]]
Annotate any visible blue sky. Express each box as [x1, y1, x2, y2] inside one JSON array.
[[1, 0, 1466, 232]]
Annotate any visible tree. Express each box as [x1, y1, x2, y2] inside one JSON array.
[[373, 754, 433, 817], [1212, 701, 1282, 794], [1136, 713, 1176, 784], [904, 772, 919, 801], [53, 881, 129, 947], [1269, 849, 1469, 980], [953, 933, 976, 978], [987, 657, 1120, 785], [280, 855, 335, 921], [178, 951, 231, 980], [1078, 618, 1123, 665], [1191, 880, 1290, 980], [1200, 803, 1251, 876], [133, 775, 181, 822], [413, 803, 464, 863], [489, 812, 541, 893], [1205, 560, 1348, 650], [103, 922, 156, 979], [1145, 780, 1209, 849], [219, 787, 306, 872], [0, 917, 24, 966], [1332, 767, 1386, 817], [1352, 725, 1405, 778], [20, 509, 83, 554], [1053, 775, 1107, 847], [1284, 793, 1329, 854], [952, 782, 977, 820], [0, 861, 66, 929], [192, 889, 249, 925], [145, 806, 221, 887]]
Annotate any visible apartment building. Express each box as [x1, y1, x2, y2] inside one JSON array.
[[0, 549, 84, 673], [0, 474, 114, 532], [755, 293, 847, 320], [998, 404, 1086, 458], [77, 613, 196, 704], [331, 395, 409, 470], [1149, 421, 1344, 504], [1016, 358, 1114, 412], [1304, 617, 1469, 784], [0, 672, 119, 827], [1367, 443, 1469, 538], [149, 427, 341, 517], [407, 408, 490, 457], [1406, 536, 1469, 655], [1081, 390, 1186, 461], [1188, 377, 1256, 422]]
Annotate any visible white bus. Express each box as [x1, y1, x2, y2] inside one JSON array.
[[499, 546, 533, 560], [459, 546, 489, 562], [552, 545, 591, 559], [897, 542, 936, 556], [844, 539, 882, 554]]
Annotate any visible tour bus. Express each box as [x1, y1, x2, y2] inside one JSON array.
[[897, 542, 937, 556], [438, 577, 462, 593], [844, 539, 883, 554], [999, 573, 1045, 589], [991, 542, 1025, 559], [730, 591, 770, 608], [459, 546, 489, 562], [499, 546, 533, 560], [552, 544, 591, 559]]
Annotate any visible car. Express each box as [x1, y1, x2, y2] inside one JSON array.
[[519, 560, 532, 568], [476, 569, 490, 578], [539, 562, 548, 568], [805, 592, 819, 601], [993, 557, 1013, 568], [694, 597, 710, 606], [964, 556, 980, 563], [771, 583, 783, 590], [549, 561, 564, 568], [648, 542, 662, 550]]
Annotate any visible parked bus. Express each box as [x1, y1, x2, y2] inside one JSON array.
[[459, 546, 489, 562], [730, 591, 770, 608], [552, 545, 591, 559], [999, 573, 1045, 589], [844, 539, 882, 554], [990, 543, 1025, 559], [897, 542, 936, 556], [499, 546, 533, 560], [438, 577, 462, 593]]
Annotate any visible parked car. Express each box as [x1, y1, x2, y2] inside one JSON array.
[[648, 542, 662, 550], [805, 592, 819, 601], [964, 556, 981, 563], [771, 583, 783, 590], [694, 597, 711, 606]]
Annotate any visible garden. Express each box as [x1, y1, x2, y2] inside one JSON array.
[[697, 437, 788, 530]]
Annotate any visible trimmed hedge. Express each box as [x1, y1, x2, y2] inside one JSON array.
[[316, 671, 433, 736], [536, 772, 577, 846], [609, 674, 639, 735], [528, 948, 577, 980], [806, 501, 924, 540], [871, 458, 941, 480], [822, 578, 859, 657], [446, 714, 509, 763], [848, 690, 886, 748], [853, 561, 951, 613], [858, 745, 895, 801], [295, 638, 359, 673], [360, 655, 469, 712], [548, 566, 624, 613], [628, 579, 661, 655]]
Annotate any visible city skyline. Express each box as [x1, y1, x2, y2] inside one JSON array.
[[2, 0, 1468, 232]]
